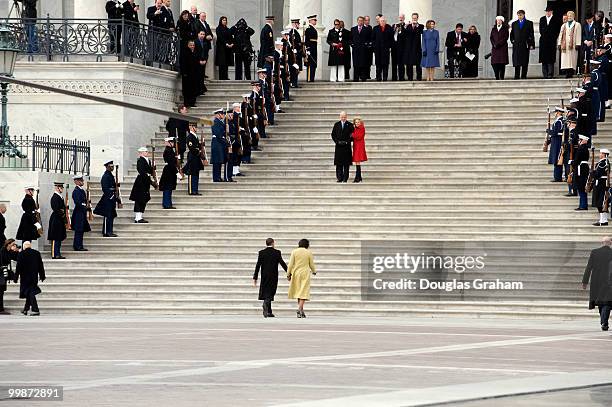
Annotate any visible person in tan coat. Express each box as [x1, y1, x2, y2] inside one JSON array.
[[287, 239, 316, 318]]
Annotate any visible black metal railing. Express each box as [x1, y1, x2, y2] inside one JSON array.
[[4, 17, 179, 70], [0, 134, 90, 175]]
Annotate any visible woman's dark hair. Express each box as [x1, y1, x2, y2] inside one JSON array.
[[218, 16, 227, 26], [426, 20, 435, 28], [180, 10, 189, 19], [2, 239, 15, 251], [298, 239, 310, 249]]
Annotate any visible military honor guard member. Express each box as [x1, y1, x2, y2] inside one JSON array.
[[563, 117, 578, 196], [129, 147, 154, 223], [304, 15, 319, 82], [591, 148, 610, 226], [13, 241, 45, 316], [16, 186, 41, 245], [71, 175, 91, 251], [93, 161, 120, 237], [548, 107, 565, 182], [210, 108, 228, 183], [253, 238, 287, 318], [572, 134, 591, 210], [331, 111, 355, 183], [250, 80, 266, 143], [289, 19, 303, 87], [258, 15, 275, 68], [159, 137, 178, 209], [184, 125, 206, 196], [582, 236, 612, 330], [166, 104, 190, 162], [241, 93, 254, 163], [48, 182, 67, 259], [231, 102, 246, 177]]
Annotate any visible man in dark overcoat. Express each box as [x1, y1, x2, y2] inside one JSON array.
[[404, 13, 424, 81], [510, 10, 535, 79], [582, 236, 612, 330], [258, 16, 275, 68], [372, 16, 393, 81], [129, 147, 154, 223], [351, 17, 373, 82], [539, 7, 561, 78], [183, 126, 206, 195], [210, 109, 228, 183], [71, 175, 91, 251], [159, 137, 179, 209], [93, 161, 120, 237], [331, 111, 354, 183], [13, 241, 45, 316], [47, 182, 67, 259], [253, 238, 287, 317]]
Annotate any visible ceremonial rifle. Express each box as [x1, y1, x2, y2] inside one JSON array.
[[604, 160, 611, 212], [174, 138, 184, 180], [150, 146, 159, 190], [115, 165, 124, 209], [557, 116, 567, 166], [64, 184, 72, 231], [197, 126, 209, 165], [86, 181, 94, 221], [567, 143, 575, 185], [586, 147, 596, 193], [34, 189, 43, 237], [225, 101, 232, 154], [543, 99, 550, 152]]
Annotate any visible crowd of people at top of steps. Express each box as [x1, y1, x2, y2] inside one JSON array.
[[543, 19, 612, 227]]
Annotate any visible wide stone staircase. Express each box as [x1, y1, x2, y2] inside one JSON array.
[[6, 78, 611, 319]]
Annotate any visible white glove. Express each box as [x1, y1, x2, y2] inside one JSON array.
[[253, 128, 259, 134], [293, 63, 299, 69], [253, 114, 258, 119], [293, 49, 297, 54], [116, 3, 121, 8], [568, 160, 573, 164], [35, 222, 42, 229], [239, 127, 245, 132], [82, 203, 87, 206], [177, 173, 184, 180], [306, 51, 311, 55]]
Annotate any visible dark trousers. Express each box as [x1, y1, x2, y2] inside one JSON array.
[[0, 290, 3, 310], [407, 64, 422, 81], [599, 305, 611, 327], [73, 231, 84, 250], [25, 21, 38, 53], [188, 172, 200, 194], [376, 64, 389, 81], [265, 101, 274, 126], [354, 164, 362, 181], [162, 190, 173, 208], [391, 46, 402, 80], [224, 156, 233, 181], [218, 65, 229, 80], [514, 65, 528, 79], [306, 63, 317, 81], [553, 165, 563, 182], [336, 164, 350, 182], [133, 201, 147, 213], [579, 190, 588, 209], [353, 65, 369, 81], [103, 216, 114, 236], [182, 75, 197, 107], [283, 78, 290, 101], [290, 66, 299, 87], [492, 63, 506, 80], [109, 24, 122, 53], [542, 63, 555, 78], [448, 56, 462, 78], [51, 240, 61, 258], [23, 291, 39, 313], [263, 299, 273, 314], [235, 53, 252, 80], [212, 163, 222, 182]]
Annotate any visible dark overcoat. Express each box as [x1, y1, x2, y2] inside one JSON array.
[[351, 25, 373, 68], [372, 24, 393, 66], [403, 23, 424, 66], [258, 24, 274, 67], [215, 24, 235, 67], [490, 25, 509, 65], [16, 195, 39, 241], [71, 186, 91, 233], [47, 193, 67, 242], [210, 118, 228, 164], [14, 248, 45, 299], [93, 170, 118, 219], [253, 246, 287, 301], [583, 245, 612, 309], [129, 157, 153, 204], [539, 16, 561, 63], [327, 28, 348, 66], [331, 120, 354, 166], [159, 146, 178, 191], [510, 19, 535, 67]]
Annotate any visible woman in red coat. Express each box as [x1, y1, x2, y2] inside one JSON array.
[[352, 117, 368, 182]]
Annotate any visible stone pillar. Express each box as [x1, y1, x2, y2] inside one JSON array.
[[73, 0, 106, 19], [512, 0, 546, 23], [352, 0, 382, 25], [289, 0, 306, 22], [398, 0, 431, 22], [322, 0, 352, 31]]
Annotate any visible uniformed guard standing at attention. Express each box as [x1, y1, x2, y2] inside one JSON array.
[[210, 108, 228, 183], [304, 15, 319, 82], [240, 93, 254, 163], [591, 148, 610, 226], [573, 135, 591, 210], [16, 186, 41, 245], [71, 175, 91, 251], [289, 18, 303, 88], [251, 80, 266, 142], [159, 137, 178, 209], [547, 107, 565, 182], [93, 160, 120, 237], [230, 102, 244, 177], [563, 117, 578, 196], [258, 16, 275, 68], [129, 147, 154, 224], [184, 125, 206, 195], [224, 108, 235, 183], [48, 182, 67, 259]]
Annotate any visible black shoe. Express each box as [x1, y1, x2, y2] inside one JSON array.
[[575, 207, 588, 211], [337, 180, 342, 183], [163, 206, 177, 209], [21, 310, 28, 316], [564, 193, 575, 197], [52, 256, 66, 259], [603, 324, 609, 331], [73, 248, 88, 251], [262, 303, 269, 317], [103, 233, 118, 237], [297, 310, 302, 318], [267, 313, 275, 317], [236, 173, 245, 176], [300, 310, 306, 318], [594, 222, 609, 226]]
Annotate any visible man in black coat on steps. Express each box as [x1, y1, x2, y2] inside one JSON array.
[[13, 241, 45, 316], [582, 236, 612, 331], [253, 238, 287, 317], [331, 111, 354, 183], [510, 9, 535, 79]]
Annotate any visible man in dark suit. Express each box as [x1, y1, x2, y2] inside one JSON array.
[[391, 14, 407, 81], [194, 12, 213, 78], [372, 16, 393, 81], [146, 0, 165, 29], [404, 13, 424, 81], [105, 0, 124, 53], [582, 15, 596, 74], [539, 7, 561, 78], [253, 238, 288, 317], [331, 111, 354, 182], [510, 10, 535, 79], [582, 236, 612, 330], [351, 16, 373, 82], [258, 16, 275, 68], [13, 241, 45, 316], [445, 23, 466, 78], [123, 0, 139, 23]]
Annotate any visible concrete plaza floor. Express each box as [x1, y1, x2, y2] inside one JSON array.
[[0, 314, 611, 406]]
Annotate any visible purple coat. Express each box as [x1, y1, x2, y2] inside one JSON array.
[[489, 25, 509, 65]]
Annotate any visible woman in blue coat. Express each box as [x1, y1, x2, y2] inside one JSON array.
[[421, 20, 439, 81]]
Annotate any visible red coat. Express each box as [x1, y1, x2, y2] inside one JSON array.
[[352, 124, 368, 163]]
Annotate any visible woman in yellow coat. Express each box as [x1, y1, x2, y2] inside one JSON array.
[[287, 239, 316, 318]]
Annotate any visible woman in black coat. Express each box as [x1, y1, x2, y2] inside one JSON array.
[[215, 16, 235, 80], [158, 138, 178, 209], [176, 10, 197, 51], [490, 17, 509, 80], [231, 18, 255, 80], [0, 239, 19, 314], [464, 25, 480, 77]]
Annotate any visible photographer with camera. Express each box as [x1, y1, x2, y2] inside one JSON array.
[[0, 239, 20, 315], [232, 18, 255, 80]]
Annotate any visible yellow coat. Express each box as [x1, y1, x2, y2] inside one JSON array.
[[286, 248, 316, 300]]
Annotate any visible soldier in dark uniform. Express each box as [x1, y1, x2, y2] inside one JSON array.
[[591, 148, 610, 226], [159, 137, 179, 209], [563, 116, 578, 196], [280, 32, 292, 101], [210, 109, 228, 183], [547, 107, 565, 182], [240, 93, 254, 164], [572, 135, 591, 210], [304, 15, 319, 82], [253, 237, 287, 318], [588, 60, 603, 121], [13, 241, 45, 316], [289, 19, 303, 87], [16, 187, 40, 245], [48, 182, 67, 259], [575, 89, 595, 144], [184, 124, 206, 195], [105, 0, 124, 53], [129, 147, 154, 223], [230, 103, 245, 177], [250, 81, 266, 146], [166, 104, 190, 162], [93, 161, 120, 237], [71, 175, 91, 251], [223, 108, 235, 182], [258, 16, 275, 68], [258, 68, 273, 128]]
